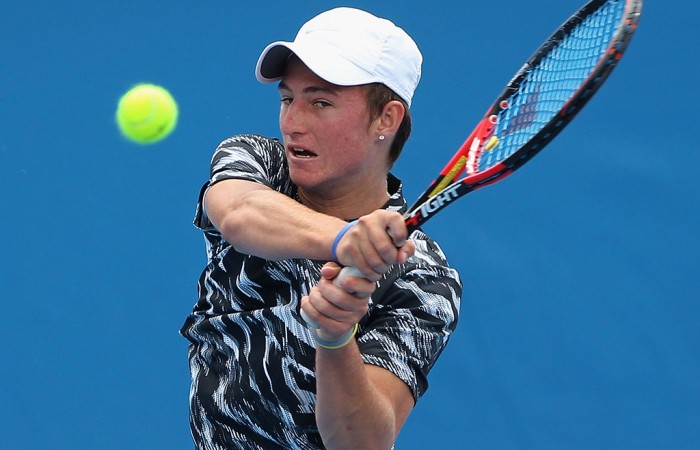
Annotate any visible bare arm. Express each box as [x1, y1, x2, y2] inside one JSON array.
[[204, 178, 414, 274], [204, 178, 347, 261], [316, 343, 414, 449], [307, 265, 414, 449]]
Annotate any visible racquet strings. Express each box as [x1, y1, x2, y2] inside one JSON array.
[[471, 0, 626, 174]]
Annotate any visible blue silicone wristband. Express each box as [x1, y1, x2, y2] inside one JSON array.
[[331, 220, 358, 262]]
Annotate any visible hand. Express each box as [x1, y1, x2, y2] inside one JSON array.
[[301, 263, 376, 342], [333, 210, 416, 281]]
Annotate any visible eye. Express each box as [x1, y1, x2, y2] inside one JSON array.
[[314, 100, 332, 108], [280, 96, 293, 106]]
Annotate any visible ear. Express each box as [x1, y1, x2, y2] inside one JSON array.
[[374, 100, 406, 140]]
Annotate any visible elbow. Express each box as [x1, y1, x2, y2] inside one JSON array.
[[209, 193, 261, 256], [318, 411, 397, 450], [203, 180, 268, 253], [217, 211, 244, 244], [206, 197, 248, 247]]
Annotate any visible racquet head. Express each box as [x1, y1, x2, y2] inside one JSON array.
[[405, 0, 643, 231]]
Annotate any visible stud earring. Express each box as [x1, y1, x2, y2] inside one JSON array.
[[379, 135, 386, 141]]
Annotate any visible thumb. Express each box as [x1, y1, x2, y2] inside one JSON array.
[[321, 262, 342, 280]]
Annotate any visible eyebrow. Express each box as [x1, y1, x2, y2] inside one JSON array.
[[278, 81, 341, 96]]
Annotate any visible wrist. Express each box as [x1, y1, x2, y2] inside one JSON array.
[[331, 220, 358, 262], [313, 324, 359, 350]]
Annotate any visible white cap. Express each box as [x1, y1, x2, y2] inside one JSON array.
[[255, 7, 422, 107]]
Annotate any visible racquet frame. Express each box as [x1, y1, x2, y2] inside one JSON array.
[[404, 0, 643, 232]]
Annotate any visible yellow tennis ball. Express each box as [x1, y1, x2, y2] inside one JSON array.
[[116, 83, 178, 144]]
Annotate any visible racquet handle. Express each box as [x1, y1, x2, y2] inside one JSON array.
[[300, 309, 319, 329]]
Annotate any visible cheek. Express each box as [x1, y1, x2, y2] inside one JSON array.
[[328, 132, 369, 166], [323, 115, 372, 151]]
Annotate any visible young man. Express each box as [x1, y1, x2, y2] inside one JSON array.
[[181, 8, 462, 449]]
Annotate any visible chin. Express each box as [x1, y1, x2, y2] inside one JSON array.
[[288, 168, 319, 190]]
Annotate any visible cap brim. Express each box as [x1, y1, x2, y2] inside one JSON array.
[[256, 41, 295, 83], [256, 40, 380, 88]]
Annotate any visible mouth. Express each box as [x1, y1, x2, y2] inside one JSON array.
[[289, 146, 317, 159]]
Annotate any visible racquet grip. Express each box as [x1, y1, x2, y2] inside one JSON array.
[[300, 309, 320, 329]]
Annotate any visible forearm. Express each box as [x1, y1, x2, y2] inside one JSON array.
[[315, 343, 397, 450], [206, 180, 346, 261]]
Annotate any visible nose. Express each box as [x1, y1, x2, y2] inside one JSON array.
[[279, 100, 305, 137]]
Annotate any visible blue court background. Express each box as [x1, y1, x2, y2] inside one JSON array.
[[2, 1, 698, 449]]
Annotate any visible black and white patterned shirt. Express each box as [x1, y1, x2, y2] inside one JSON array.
[[180, 134, 462, 449]]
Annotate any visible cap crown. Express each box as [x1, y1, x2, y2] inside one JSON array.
[[256, 8, 422, 106]]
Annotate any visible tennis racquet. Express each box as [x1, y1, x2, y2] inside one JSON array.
[[403, 0, 642, 232], [303, 0, 642, 329]]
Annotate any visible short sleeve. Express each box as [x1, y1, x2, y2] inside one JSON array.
[[357, 234, 461, 402]]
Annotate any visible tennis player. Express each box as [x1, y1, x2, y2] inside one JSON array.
[[181, 7, 462, 449]]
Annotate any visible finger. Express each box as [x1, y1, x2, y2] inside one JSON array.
[[316, 278, 371, 318], [300, 296, 321, 328], [304, 289, 345, 329], [362, 211, 408, 265], [320, 262, 342, 280], [386, 215, 409, 248], [397, 239, 416, 264], [357, 240, 392, 277], [334, 213, 401, 278], [333, 267, 377, 298]]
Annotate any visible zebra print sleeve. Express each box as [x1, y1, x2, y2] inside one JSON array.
[[359, 231, 462, 402]]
